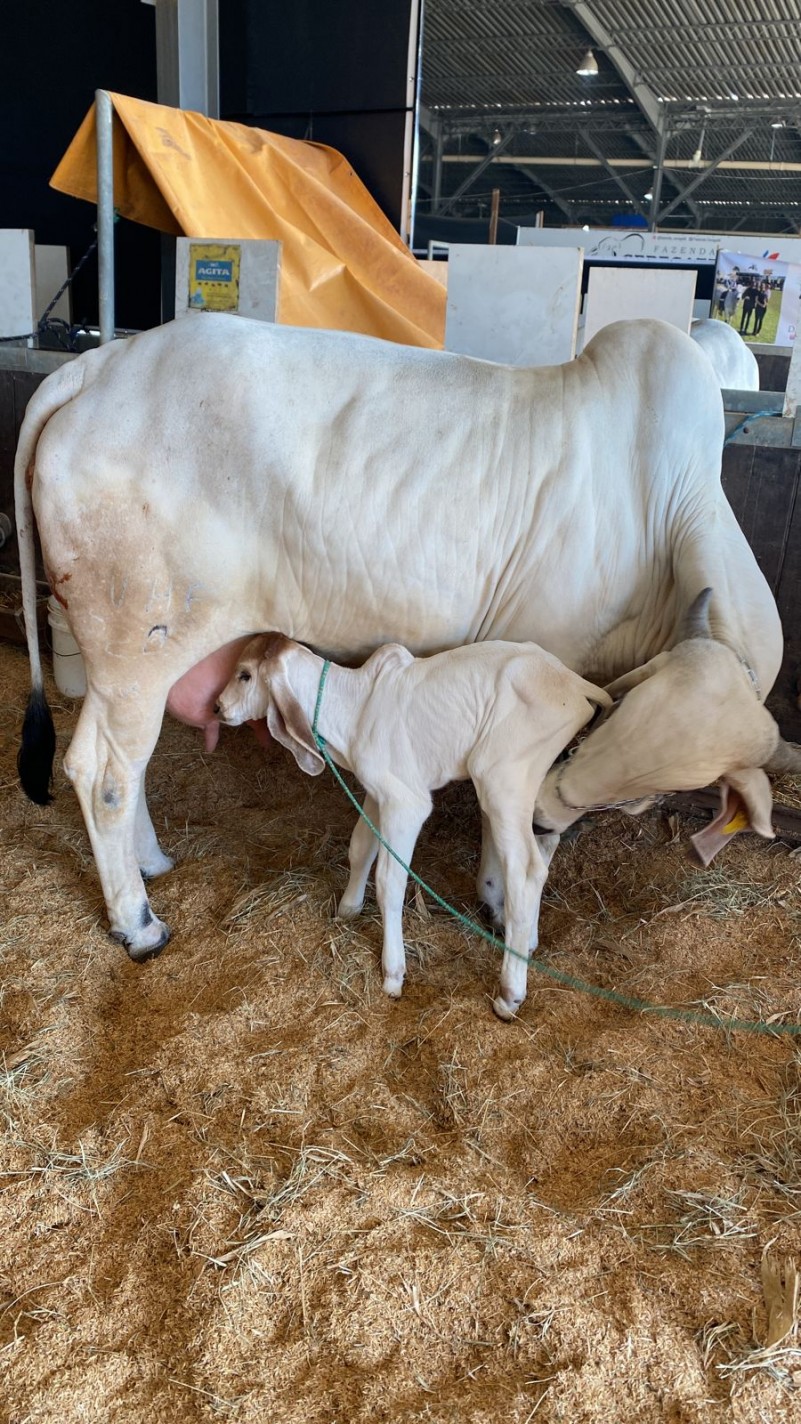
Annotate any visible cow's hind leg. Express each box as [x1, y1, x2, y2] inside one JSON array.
[[64, 689, 170, 960], [135, 772, 174, 879]]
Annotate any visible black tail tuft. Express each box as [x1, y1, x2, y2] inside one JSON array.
[[18, 687, 57, 805]]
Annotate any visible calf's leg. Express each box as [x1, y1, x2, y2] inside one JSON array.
[[478, 819, 559, 948], [134, 771, 174, 879], [477, 812, 505, 926], [374, 796, 431, 997], [338, 795, 380, 918], [477, 787, 558, 1019]]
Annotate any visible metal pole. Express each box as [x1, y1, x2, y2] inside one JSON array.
[[402, 0, 422, 244], [488, 188, 500, 244], [648, 119, 667, 233], [96, 89, 115, 344]]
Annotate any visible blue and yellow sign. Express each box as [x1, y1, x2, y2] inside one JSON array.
[[188, 243, 241, 311]]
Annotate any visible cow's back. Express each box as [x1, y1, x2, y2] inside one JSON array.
[[690, 318, 760, 391], [28, 314, 770, 686]]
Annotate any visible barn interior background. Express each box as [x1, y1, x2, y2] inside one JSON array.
[[4, 3, 801, 1421]]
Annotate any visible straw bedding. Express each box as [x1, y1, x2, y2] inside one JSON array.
[[2, 642, 801, 1422]]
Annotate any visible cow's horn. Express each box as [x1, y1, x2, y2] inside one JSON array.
[[681, 587, 713, 641]]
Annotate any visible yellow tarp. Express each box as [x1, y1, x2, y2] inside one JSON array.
[[51, 92, 445, 348]]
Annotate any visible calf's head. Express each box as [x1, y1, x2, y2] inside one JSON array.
[[216, 633, 325, 776], [214, 635, 274, 724], [533, 589, 778, 852]]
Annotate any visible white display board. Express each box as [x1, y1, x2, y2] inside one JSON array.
[[175, 238, 281, 322], [34, 245, 71, 324], [583, 267, 696, 346], [517, 224, 801, 269], [0, 230, 35, 343], [444, 245, 582, 366]]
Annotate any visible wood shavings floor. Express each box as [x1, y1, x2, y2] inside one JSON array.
[[2, 642, 801, 1422]]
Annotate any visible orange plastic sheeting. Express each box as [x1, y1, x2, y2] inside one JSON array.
[[51, 93, 445, 348]]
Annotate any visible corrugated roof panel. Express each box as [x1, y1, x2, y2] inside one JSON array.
[[591, 0, 801, 103], [419, 0, 801, 231]]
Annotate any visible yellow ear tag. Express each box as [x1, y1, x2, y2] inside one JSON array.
[[723, 808, 749, 834]]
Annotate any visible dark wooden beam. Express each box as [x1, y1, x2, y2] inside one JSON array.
[[665, 791, 801, 843]]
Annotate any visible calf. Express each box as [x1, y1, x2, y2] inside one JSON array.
[[216, 634, 611, 1019]]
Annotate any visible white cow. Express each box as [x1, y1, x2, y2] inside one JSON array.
[[13, 314, 787, 960], [216, 634, 611, 1018], [690, 318, 760, 391], [533, 587, 781, 845]]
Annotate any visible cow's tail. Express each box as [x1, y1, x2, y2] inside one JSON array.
[[765, 736, 801, 777], [14, 360, 86, 804]]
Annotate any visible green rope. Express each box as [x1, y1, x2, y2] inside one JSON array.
[[724, 409, 779, 446], [312, 659, 801, 1036]]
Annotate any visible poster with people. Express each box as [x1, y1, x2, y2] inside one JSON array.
[[713, 249, 801, 345]]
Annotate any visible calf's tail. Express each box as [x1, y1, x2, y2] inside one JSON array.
[[13, 361, 85, 803]]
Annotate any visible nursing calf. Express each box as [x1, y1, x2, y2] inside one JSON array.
[[216, 635, 611, 1018]]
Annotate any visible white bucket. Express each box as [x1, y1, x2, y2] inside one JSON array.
[[47, 595, 87, 698]]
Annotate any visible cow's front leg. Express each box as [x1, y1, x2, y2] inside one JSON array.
[[134, 772, 174, 879], [64, 690, 170, 960]]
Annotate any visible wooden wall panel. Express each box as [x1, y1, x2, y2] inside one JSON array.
[[754, 350, 790, 393]]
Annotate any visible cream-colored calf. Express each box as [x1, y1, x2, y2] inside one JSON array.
[[216, 635, 610, 1018]]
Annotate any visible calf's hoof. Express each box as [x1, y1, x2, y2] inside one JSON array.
[[492, 992, 523, 1022], [383, 973, 404, 999]]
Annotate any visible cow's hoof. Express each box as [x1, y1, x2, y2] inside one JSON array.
[[383, 974, 404, 998], [492, 993, 521, 1022], [126, 925, 171, 963], [109, 916, 171, 962], [140, 850, 175, 880]]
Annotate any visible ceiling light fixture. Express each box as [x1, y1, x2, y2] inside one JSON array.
[[577, 48, 599, 77], [771, 119, 784, 128]]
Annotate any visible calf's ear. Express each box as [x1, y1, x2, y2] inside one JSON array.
[[265, 674, 325, 776]]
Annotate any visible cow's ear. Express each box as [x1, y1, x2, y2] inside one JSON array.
[[265, 673, 325, 776], [690, 768, 774, 866], [605, 650, 672, 698], [727, 767, 774, 839]]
